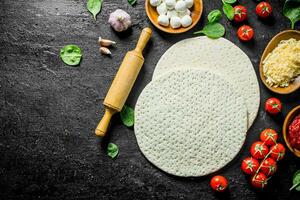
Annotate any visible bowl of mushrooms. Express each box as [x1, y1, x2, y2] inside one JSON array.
[[145, 0, 203, 34]]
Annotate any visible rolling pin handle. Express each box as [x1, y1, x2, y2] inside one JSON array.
[[95, 108, 116, 137], [135, 27, 152, 53]]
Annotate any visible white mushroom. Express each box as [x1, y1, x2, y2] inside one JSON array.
[[170, 16, 181, 28], [167, 10, 178, 19], [158, 15, 170, 26], [150, 0, 162, 7], [156, 2, 167, 15], [165, 0, 176, 10], [184, 0, 194, 9], [175, 0, 187, 13], [180, 15, 192, 27]]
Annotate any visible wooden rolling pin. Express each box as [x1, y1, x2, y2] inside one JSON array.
[[95, 27, 152, 137]]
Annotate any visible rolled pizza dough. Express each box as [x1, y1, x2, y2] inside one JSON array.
[[135, 69, 247, 177], [152, 36, 260, 128]]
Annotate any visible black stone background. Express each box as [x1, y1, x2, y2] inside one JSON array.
[[0, 0, 300, 199]]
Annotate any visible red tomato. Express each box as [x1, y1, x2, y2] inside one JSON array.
[[260, 158, 277, 176], [210, 175, 228, 192], [250, 141, 269, 159], [237, 25, 254, 41], [233, 5, 247, 22], [251, 172, 268, 188], [270, 143, 285, 161], [265, 98, 282, 115], [241, 157, 260, 175], [260, 129, 278, 146], [256, 2, 272, 18]]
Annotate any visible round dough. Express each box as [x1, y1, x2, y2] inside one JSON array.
[[135, 69, 247, 177], [152, 36, 260, 129]]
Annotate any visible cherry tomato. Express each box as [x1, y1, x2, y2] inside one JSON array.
[[260, 157, 277, 176], [256, 2, 272, 18], [260, 129, 278, 146], [270, 143, 285, 161], [265, 98, 282, 115], [237, 25, 254, 41], [210, 175, 228, 192], [251, 172, 268, 189], [233, 5, 247, 22], [241, 157, 260, 175], [250, 141, 269, 159]]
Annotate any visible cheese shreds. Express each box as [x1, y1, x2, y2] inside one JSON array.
[[263, 38, 300, 88]]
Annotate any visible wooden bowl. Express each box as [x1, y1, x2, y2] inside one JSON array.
[[283, 105, 300, 158], [145, 0, 203, 34], [259, 30, 300, 94]]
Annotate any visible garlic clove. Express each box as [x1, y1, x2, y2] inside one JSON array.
[[99, 47, 111, 55], [98, 37, 116, 47]]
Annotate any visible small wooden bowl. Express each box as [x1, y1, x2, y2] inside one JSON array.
[[283, 105, 300, 158], [145, 0, 203, 34], [259, 30, 300, 94]]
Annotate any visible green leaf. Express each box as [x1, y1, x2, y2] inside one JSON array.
[[128, 0, 137, 6], [120, 105, 134, 127], [60, 45, 82, 66], [223, 0, 237, 4], [107, 143, 119, 159], [194, 22, 225, 39], [223, 2, 234, 20], [207, 9, 222, 23], [283, 0, 300, 29], [290, 170, 300, 191], [87, 0, 103, 20]]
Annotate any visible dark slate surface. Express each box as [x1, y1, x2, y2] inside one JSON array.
[[0, 0, 299, 199]]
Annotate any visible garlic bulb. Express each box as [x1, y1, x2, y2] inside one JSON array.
[[170, 16, 181, 28], [150, 0, 162, 7], [180, 15, 192, 27], [108, 9, 132, 32], [157, 2, 167, 15], [175, 1, 187, 13], [165, 0, 176, 10], [184, 0, 194, 9], [167, 10, 178, 19], [158, 15, 169, 26]]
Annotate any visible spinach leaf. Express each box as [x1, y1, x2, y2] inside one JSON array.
[[290, 170, 300, 191], [223, 0, 237, 4], [128, 0, 137, 6], [208, 9, 222, 23], [120, 105, 134, 127], [194, 23, 225, 39], [107, 143, 119, 159], [223, 2, 234, 20], [60, 45, 82, 66], [283, 0, 300, 29], [87, 0, 103, 20]]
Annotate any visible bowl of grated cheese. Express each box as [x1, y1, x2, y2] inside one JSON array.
[[259, 30, 300, 94]]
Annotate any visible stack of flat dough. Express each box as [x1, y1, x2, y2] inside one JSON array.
[[134, 36, 260, 177]]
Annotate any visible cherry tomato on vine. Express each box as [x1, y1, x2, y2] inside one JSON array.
[[241, 157, 260, 175], [260, 129, 278, 146], [260, 157, 277, 176], [250, 141, 269, 159], [251, 172, 268, 189], [210, 175, 228, 192], [233, 5, 247, 22], [237, 25, 254, 41], [256, 2, 272, 18], [265, 98, 282, 115], [270, 143, 285, 161]]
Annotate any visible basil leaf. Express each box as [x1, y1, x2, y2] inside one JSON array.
[[128, 0, 137, 6], [223, 2, 234, 20], [120, 105, 134, 127], [223, 0, 237, 4], [107, 143, 119, 159], [283, 0, 300, 29], [194, 22, 225, 39], [60, 45, 82, 66], [207, 9, 222, 23], [290, 170, 300, 191], [87, 0, 103, 20]]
